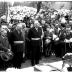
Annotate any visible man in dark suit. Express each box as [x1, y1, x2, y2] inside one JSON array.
[[28, 20, 44, 66], [9, 24, 24, 68]]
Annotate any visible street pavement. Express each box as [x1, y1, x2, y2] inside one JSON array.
[[0, 55, 62, 72], [21, 56, 62, 68]]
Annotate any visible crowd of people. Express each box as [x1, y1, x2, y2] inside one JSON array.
[[0, 7, 72, 69]]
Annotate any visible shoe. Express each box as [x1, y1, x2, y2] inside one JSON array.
[[31, 63, 35, 66], [15, 66, 21, 69], [35, 61, 39, 65]]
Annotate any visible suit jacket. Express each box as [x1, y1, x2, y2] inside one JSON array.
[[28, 27, 42, 40], [0, 35, 11, 52]]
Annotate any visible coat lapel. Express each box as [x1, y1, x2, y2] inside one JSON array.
[[13, 30, 19, 40]]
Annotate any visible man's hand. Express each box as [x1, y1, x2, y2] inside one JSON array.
[[23, 53, 25, 58], [41, 28, 44, 39]]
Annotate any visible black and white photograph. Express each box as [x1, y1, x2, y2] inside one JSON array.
[[0, 0, 72, 72]]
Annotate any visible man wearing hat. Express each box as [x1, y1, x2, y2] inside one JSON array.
[[28, 20, 44, 66]]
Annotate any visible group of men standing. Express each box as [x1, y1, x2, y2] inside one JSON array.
[[2, 20, 43, 68], [1, 18, 71, 69]]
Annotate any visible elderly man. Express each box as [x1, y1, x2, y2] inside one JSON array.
[[28, 20, 44, 66], [10, 24, 24, 68], [0, 26, 11, 51], [0, 26, 11, 69]]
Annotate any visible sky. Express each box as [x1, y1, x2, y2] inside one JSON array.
[[0, 0, 72, 2], [0, 0, 72, 10], [52, 2, 72, 9]]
